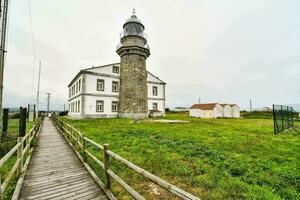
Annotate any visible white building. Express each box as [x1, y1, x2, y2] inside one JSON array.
[[189, 103, 223, 118], [230, 104, 240, 118], [67, 63, 166, 118], [190, 103, 240, 119], [221, 104, 232, 118]]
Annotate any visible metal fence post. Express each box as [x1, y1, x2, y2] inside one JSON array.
[[272, 105, 277, 135], [280, 105, 284, 132], [17, 137, 23, 175], [103, 144, 111, 191]]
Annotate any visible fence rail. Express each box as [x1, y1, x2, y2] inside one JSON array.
[[0, 116, 43, 200], [52, 114, 200, 200]]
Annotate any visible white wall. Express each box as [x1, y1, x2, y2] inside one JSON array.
[[223, 105, 232, 118], [85, 74, 120, 95], [68, 74, 83, 99], [84, 95, 119, 117], [68, 96, 82, 118], [214, 104, 223, 118], [68, 64, 166, 118], [189, 109, 202, 117], [231, 105, 240, 118]]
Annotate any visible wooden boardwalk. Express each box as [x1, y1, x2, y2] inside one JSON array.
[[19, 118, 107, 200]]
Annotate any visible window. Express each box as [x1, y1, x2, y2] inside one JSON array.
[[76, 82, 78, 94], [112, 101, 118, 112], [72, 85, 75, 95], [69, 88, 71, 98], [78, 79, 81, 92], [96, 100, 104, 112], [153, 103, 158, 111], [75, 101, 78, 113], [112, 81, 119, 92], [152, 86, 158, 96], [112, 66, 119, 74], [97, 79, 105, 91], [78, 100, 80, 113]]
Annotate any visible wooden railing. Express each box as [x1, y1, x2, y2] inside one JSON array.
[[52, 114, 200, 200], [0, 116, 43, 200]]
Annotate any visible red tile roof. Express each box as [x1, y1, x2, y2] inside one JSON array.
[[190, 103, 218, 110]]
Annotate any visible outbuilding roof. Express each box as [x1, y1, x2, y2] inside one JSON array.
[[220, 104, 229, 107], [190, 103, 219, 110]]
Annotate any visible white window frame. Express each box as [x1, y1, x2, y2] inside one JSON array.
[[96, 100, 104, 112], [153, 102, 158, 110], [152, 86, 158, 96], [112, 66, 119, 74], [112, 101, 118, 112], [97, 79, 105, 91], [112, 81, 119, 92]]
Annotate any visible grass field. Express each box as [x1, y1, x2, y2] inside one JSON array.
[[0, 119, 33, 199], [61, 114, 300, 199]]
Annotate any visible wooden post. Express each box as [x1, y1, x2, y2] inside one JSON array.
[[82, 136, 87, 162], [2, 108, 8, 137], [0, 178, 2, 200], [26, 132, 30, 156], [76, 130, 79, 151], [33, 104, 36, 121], [19, 107, 27, 137], [103, 144, 111, 191], [17, 137, 23, 175]]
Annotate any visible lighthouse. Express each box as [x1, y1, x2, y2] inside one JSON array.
[[116, 10, 151, 119]]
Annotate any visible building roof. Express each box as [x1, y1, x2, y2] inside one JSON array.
[[67, 62, 166, 87], [220, 104, 229, 107], [190, 103, 219, 110], [229, 104, 239, 107]]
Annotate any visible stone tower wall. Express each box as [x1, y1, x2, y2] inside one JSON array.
[[119, 53, 148, 118]]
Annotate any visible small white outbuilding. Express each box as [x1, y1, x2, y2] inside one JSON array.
[[189, 103, 223, 118], [221, 104, 232, 118], [230, 104, 240, 118]]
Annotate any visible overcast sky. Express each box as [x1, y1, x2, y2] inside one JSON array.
[[3, 0, 300, 110]]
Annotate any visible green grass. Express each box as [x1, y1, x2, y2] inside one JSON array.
[[0, 119, 34, 200], [61, 113, 300, 200]]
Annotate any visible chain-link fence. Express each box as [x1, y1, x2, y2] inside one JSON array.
[[272, 105, 297, 134]]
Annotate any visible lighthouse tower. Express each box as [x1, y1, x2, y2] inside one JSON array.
[[117, 10, 150, 119]]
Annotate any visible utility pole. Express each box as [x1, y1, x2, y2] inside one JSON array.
[[36, 61, 41, 118], [46, 93, 51, 113], [0, 0, 10, 143], [250, 99, 253, 112]]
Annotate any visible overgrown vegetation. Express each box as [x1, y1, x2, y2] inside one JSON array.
[[61, 113, 300, 199]]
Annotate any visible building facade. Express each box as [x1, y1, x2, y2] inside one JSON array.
[[67, 63, 166, 118], [67, 11, 166, 119], [189, 103, 240, 118]]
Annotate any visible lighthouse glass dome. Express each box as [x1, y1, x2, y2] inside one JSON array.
[[121, 10, 147, 40]]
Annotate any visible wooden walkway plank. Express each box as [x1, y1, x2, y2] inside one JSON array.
[[19, 118, 107, 200]]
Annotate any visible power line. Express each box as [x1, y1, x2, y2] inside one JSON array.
[[28, 0, 37, 104]]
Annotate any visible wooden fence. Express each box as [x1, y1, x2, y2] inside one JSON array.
[[52, 114, 200, 200], [0, 116, 43, 200]]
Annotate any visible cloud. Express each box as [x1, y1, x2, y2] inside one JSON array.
[[3, 0, 300, 111]]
